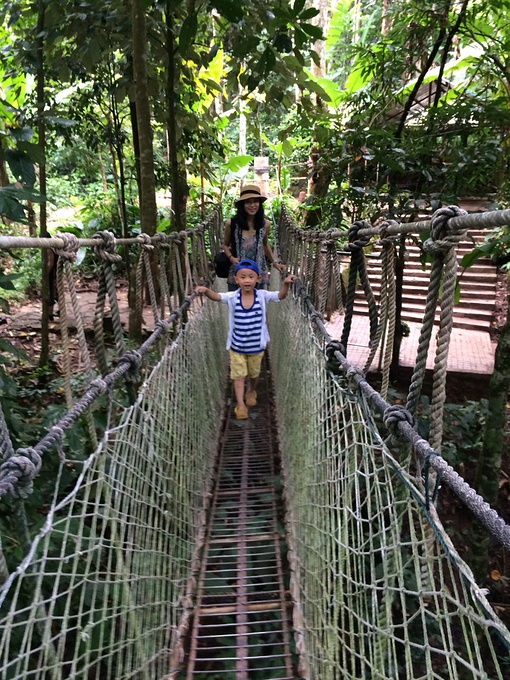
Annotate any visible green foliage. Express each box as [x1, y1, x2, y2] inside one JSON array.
[[414, 395, 489, 468], [0, 126, 45, 224], [461, 225, 510, 271]]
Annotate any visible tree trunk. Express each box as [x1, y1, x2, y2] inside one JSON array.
[[395, 28, 446, 138], [468, 275, 510, 580], [98, 153, 108, 192], [311, 0, 328, 80], [36, 0, 50, 368], [429, 0, 469, 120], [131, 0, 158, 340], [302, 146, 332, 228], [129, 100, 141, 198], [238, 79, 247, 156], [165, 7, 187, 232]]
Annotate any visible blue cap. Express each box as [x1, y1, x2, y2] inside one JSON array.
[[234, 258, 259, 275]]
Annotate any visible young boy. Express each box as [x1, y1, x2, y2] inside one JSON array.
[[196, 258, 295, 420]]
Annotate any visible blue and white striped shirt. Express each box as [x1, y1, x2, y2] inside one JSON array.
[[230, 290, 263, 354]]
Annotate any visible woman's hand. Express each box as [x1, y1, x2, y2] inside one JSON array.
[[274, 262, 286, 272], [230, 257, 240, 266]]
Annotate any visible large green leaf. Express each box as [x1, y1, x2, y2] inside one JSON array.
[[211, 0, 244, 23], [0, 338, 29, 360], [222, 154, 253, 172], [4, 149, 36, 187], [460, 242, 495, 268], [344, 64, 372, 93], [0, 191, 26, 223], [179, 13, 198, 54], [0, 272, 22, 291], [17, 141, 45, 165]]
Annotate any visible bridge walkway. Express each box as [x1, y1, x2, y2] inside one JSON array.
[[176, 358, 298, 679]]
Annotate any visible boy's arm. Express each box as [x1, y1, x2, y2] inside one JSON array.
[[196, 286, 221, 302], [278, 274, 296, 300]]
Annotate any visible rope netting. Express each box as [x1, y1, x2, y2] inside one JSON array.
[[2, 199, 510, 679], [267, 281, 510, 680], [0, 208, 227, 678], [0, 207, 223, 500], [0, 294, 228, 680]]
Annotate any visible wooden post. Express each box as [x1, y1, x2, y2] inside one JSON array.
[[254, 156, 269, 197]]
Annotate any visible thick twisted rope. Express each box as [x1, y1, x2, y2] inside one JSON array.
[[341, 220, 376, 350], [0, 402, 15, 463], [156, 236, 172, 318], [139, 233, 160, 325], [427, 206, 468, 449], [93, 231, 126, 366], [406, 206, 467, 427], [362, 221, 399, 397]]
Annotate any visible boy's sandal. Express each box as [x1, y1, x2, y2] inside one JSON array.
[[234, 405, 248, 420], [245, 390, 257, 406]]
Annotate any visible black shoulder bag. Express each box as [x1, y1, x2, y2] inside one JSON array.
[[214, 218, 238, 278], [214, 250, 231, 278]]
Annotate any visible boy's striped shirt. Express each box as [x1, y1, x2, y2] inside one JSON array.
[[230, 290, 263, 354]]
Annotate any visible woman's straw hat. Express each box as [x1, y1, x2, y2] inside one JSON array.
[[235, 184, 267, 205]]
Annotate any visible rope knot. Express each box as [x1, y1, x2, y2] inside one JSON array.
[[326, 340, 346, 359], [309, 310, 322, 325], [93, 231, 122, 263], [0, 448, 42, 498], [383, 404, 417, 434], [325, 340, 346, 374], [138, 233, 154, 251], [343, 220, 372, 252], [377, 219, 399, 245], [424, 206, 468, 253], [16, 447, 42, 471], [54, 232, 80, 261], [118, 350, 142, 381], [345, 365, 364, 389], [157, 233, 171, 248], [90, 377, 109, 395], [155, 319, 170, 333]]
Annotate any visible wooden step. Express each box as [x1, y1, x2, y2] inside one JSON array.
[[352, 304, 493, 331], [366, 283, 496, 298], [351, 225, 500, 333], [356, 295, 495, 312]]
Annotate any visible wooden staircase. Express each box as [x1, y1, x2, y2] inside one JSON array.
[[352, 229, 498, 332]]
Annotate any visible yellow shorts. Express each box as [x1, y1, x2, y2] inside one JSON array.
[[229, 350, 264, 380]]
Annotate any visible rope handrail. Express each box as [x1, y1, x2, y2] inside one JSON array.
[[0, 226, 209, 251], [278, 203, 510, 244]]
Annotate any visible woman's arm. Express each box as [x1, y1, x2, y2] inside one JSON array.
[[223, 219, 239, 266], [263, 220, 286, 272]]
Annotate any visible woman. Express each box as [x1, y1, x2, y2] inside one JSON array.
[[222, 184, 286, 290]]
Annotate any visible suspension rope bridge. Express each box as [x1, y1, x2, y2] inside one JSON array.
[[0, 201, 510, 679]]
